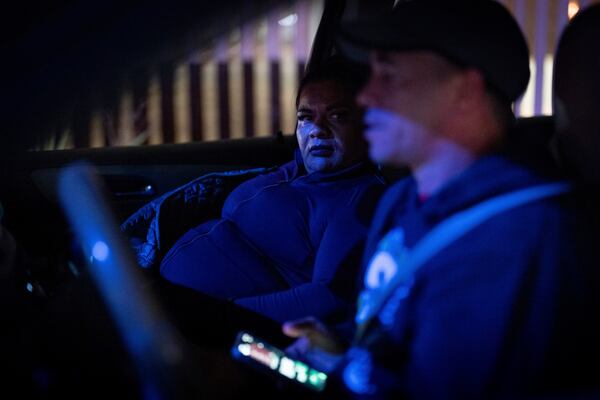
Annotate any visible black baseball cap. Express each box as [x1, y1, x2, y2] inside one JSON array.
[[337, 0, 530, 103]]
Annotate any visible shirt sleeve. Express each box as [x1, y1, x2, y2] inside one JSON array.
[[234, 187, 382, 323], [234, 282, 346, 323]]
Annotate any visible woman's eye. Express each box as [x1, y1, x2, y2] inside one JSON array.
[[297, 114, 312, 122], [330, 111, 348, 122]]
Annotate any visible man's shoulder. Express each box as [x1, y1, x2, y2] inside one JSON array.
[[378, 176, 415, 208], [365, 176, 416, 237]]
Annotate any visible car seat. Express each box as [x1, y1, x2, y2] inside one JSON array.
[[553, 4, 600, 185]]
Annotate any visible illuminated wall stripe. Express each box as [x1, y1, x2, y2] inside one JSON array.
[[229, 31, 245, 140], [533, 0, 548, 115], [296, 0, 309, 62], [542, 55, 554, 115], [281, 47, 297, 135], [254, 17, 271, 137], [520, 59, 536, 117], [118, 87, 135, 145], [159, 66, 175, 143], [174, 63, 192, 143], [90, 111, 105, 148], [512, 0, 528, 116], [201, 59, 220, 142], [308, 0, 324, 56], [132, 76, 148, 145], [147, 71, 163, 145], [57, 127, 74, 150]]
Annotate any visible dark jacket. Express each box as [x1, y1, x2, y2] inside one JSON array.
[[343, 155, 596, 399]]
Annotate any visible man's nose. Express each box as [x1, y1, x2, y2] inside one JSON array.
[[356, 81, 376, 108]]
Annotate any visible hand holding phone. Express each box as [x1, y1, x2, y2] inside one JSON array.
[[231, 331, 328, 392]]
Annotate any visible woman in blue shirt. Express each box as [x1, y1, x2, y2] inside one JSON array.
[[159, 57, 386, 324]]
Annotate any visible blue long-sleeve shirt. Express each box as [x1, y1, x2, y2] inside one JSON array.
[[160, 152, 386, 323]]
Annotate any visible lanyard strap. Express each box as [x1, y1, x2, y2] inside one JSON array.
[[355, 182, 571, 337]]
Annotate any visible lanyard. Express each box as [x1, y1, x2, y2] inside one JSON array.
[[354, 182, 571, 341]]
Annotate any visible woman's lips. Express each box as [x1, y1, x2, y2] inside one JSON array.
[[309, 145, 334, 157]]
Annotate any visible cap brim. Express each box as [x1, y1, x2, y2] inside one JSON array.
[[335, 29, 372, 64], [336, 17, 426, 64]]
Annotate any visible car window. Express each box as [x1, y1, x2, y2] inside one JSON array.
[[30, 0, 325, 151], [11, 0, 598, 151]]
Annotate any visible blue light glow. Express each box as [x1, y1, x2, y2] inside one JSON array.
[[343, 348, 376, 395], [92, 241, 110, 261]]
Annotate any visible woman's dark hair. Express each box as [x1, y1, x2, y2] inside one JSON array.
[[295, 54, 369, 107]]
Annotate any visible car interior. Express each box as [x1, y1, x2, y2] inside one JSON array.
[[0, 0, 598, 397]]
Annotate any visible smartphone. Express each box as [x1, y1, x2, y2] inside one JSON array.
[[231, 331, 328, 392]]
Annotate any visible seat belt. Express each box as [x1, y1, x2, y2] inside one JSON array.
[[355, 182, 571, 339]]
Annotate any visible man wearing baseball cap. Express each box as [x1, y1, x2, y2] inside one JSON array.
[[282, 1, 597, 398]]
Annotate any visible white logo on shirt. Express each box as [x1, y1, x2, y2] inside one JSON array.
[[356, 228, 409, 323], [365, 251, 397, 289], [364, 227, 407, 289]]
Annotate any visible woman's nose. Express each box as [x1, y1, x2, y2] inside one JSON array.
[[309, 124, 331, 138], [309, 116, 331, 138]]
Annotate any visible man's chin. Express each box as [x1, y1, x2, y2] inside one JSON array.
[[368, 148, 391, 164], [368, 150, 406, 168]]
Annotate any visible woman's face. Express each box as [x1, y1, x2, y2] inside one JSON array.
[[296, 80, 367, 174]]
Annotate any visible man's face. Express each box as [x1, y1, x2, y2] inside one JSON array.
[[357, 51, 458, 167], [296, 80, 366, 174]]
